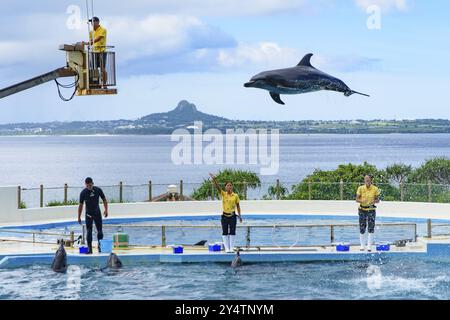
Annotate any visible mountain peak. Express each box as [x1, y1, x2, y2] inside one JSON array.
[[138, 100, 227, 124], [174, 100, 197, 113]]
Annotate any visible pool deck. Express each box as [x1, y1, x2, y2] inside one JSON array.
[[1, 236, 450, 268]]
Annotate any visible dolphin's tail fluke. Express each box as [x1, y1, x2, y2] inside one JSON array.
[[346, 90, 370, 97]]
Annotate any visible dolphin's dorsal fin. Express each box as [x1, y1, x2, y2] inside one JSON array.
[[297, 53, 314, 68]]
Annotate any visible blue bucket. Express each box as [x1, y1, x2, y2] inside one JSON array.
[[336, 243, 350, 252], [79, 246, 88, 254], [99, 240, 113, 253], [208, 244, 222, 252], [376, 243, 390, 251], [173, 246, 183, 254]]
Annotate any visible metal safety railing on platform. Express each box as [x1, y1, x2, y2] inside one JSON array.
[[98, 222, 419, 248], [0, 229, 76, 245], [0, 221, 432, 249], [87, 49, 116, 88]]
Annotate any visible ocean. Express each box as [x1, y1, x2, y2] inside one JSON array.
[[0, 133, 449, 189]]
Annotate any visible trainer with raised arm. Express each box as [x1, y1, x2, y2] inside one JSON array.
[[78, 177, 108, 254], [356, 175, 380, 252], [209, 173, 243, 253]]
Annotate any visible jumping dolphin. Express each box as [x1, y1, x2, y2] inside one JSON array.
[[101, 253, 123, 271], [244, 53, 370, 105], [51, 242, 68, 273], [231, 250, 242, 268]]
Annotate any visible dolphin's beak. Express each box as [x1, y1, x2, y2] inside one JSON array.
[[244, 81, 255, 88]]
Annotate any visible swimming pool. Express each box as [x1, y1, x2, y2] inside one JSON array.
[[1, 215, 450, 300]]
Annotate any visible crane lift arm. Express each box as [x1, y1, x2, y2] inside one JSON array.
[[0, 67, 77, 99]]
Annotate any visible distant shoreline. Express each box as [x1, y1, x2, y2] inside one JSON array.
[[1, 132, 450, 137], [1, 100, 449, 136]]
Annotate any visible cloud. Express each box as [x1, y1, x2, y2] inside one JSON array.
[[108, 15, 236, 63], [0, 13, 237, 77], [217, 42, 299, 69], [0, 5, 384, 79], [354, 0, 408, 12]]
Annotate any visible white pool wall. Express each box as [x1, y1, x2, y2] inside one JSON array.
[[0, 186, 449, 227]]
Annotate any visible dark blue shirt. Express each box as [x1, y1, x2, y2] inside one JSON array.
[[79, 186, 106, 214]]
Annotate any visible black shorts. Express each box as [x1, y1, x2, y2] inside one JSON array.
[[358, 209, 376, 234], [221, 213, 237, 236]]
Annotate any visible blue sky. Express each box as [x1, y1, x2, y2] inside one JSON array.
[[0, 0, 449, 123]]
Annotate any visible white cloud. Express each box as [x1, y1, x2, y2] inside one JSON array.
[[107, 15, 235, 63], [0, 13, 236, 76], [217, 42, 299, 69], [354, 0, 408, 12], [0, 5, 384, 79]]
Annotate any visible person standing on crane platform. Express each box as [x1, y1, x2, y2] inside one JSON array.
[[82, 17, 108, 88]]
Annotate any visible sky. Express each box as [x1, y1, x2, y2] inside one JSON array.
[[0, 0, 449, 123]]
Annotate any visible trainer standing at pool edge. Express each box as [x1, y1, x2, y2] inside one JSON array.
[[78, 177, 108, 254], [356, 175, 380, 252], [209, 173, 243, 253]]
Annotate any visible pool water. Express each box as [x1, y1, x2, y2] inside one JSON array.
[[1, 216, 450, 300], [1, 260, 450, 300]]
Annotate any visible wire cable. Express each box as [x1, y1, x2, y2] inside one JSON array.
[[54, 71, 79, 102]]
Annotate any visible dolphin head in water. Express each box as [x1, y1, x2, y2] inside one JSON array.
[[231, 250, 242, 268], [51, 242, 67, 273], [106, 253, 123, 270]]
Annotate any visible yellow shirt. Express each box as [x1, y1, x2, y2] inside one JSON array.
[[90, 25, 107, 53], [356, 185, 380, 210], [220, 190, 240, 216]]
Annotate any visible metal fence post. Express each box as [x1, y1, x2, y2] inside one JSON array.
[[308, 179, 312, 200], [119, 181, 123, 203], [17, 186, 21, 209], [161, 226, 166, 247], [340, 180, 344, 200], [427, 219, 432, 238], [64, 183, 68, 205], [276, 179, 281, 200], [246, 227, 251, 248], [40, 184, 44, 208], [428, 180, 432, 202], [330, 225, 335, 244], [180, 180, 183, 200], [70, 231, 74, 247], [148, 180, 152, 202]]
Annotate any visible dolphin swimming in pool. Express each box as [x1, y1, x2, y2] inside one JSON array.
[[101, 253, 123, 271], [51, 242, 67, 273], [231, 250, 242, 268], [244, 53, 370, 105]]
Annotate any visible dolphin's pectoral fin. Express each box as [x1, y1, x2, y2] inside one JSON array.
[[270, 92, 285, 105]]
